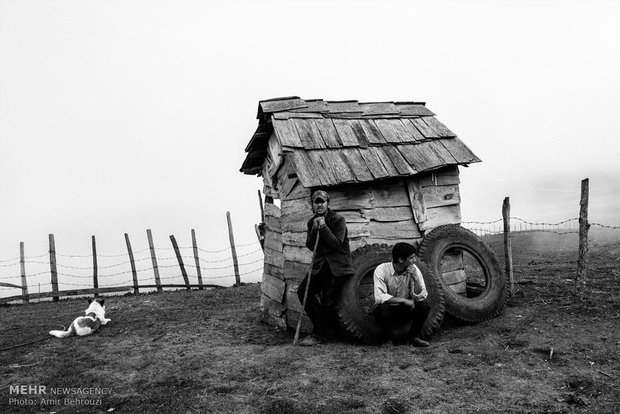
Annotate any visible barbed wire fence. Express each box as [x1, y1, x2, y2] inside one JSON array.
[[0, 212, 265, 304], [462, 179, 620, 297]]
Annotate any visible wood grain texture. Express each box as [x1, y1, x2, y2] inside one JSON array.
[[407, 179, 427, 225], [264, 230, 283, 252], [260, 97, 307, 114], [369, 146, 400, 177], [340, 148, 374, 183], [261, 273, 287, 302], [423, 185, 461, 208], [439, 137, 482, 164], [359, 119, 387, 144], [372, 181, 411, 207], [423, 116, 456, 137], [383, 146, 417, 175], [419, 205, 461, 231], [402, 118, 426, 141], [349, 120, 370, 148], [369, 220, 421, 239], [308, 150, 337, 185], [264, 246, 285, 268], [328, 186, 373, 209], [284, 245, 312, 265], [325, 150, 357, 183], [273, 119, 303, 148], [362, 206, 413, 222], [394, 103, 435, 116], [333, 119, 360, 146], [412, 117, 441, 139], [418, 166, 460, 187], [293, 119, 326, 149], [314, 118, 342, 147], [292, 150, 322, 187]]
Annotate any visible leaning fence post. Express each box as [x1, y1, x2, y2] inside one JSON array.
[[125, 233, 139, 294], [170, 235, 190, 290], [92, 235, 99, 297], [147, 229, 163, 292], [191, 229, 204, 290], [502, 197, 514, 296], [575, 178, 590, 294], [227, 211, 241, 286], [20, 242, 29, 303], [49, 234, 59, 302]]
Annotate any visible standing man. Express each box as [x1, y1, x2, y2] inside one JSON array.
[[297, 190, 354, 346], [373, 242, 431, 347]]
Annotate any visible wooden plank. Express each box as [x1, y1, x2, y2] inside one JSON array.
[[308, 150, 338, 185], [359, 102, 399, 116], [423, 185, 461, 208], [439, 137, 482, 164], [324, 150, 357, 183], [261, 273, 286, 302], [284, 245, 312, 265], [364, 237, 421, 248], [372, 181, 411, 207], [292, 150, 323, 187], [442, 269, 467, 285], [314, 119, 342, 147], [412, 117, 441, 139], [349, 120, 370, 148], [340, 148, 374, 182], [407, 179, 427, 225], [264, 262, 284, 280], [273, 119, 303, 148], [397, 143, 443, 172], [264, 246, 285, 268], [264, 230, 283, 252], [358, 148, 390, 179], [273, 112, 323, 120], [334, 210, 368, 223], [260, 97, 307, 114], [418, 166, 460, 187], [281, 197, 312, 215], [347, 221, 371, 238], [402, 118, 426, 141], [333, 119, 360, 146], [362, 206, 413, 222], [259, 308, 288, 330], [423, 116, 456, 137], [284, 282, 304, 313], [290, 99, 328, 113], [426, 139, 458, 164], [370, 146, 400, 177], [282, 231, 307, 247], [284, 260, 309, 281], [359, 120, 387, 144], [264, 216, 282, 233], [394, 103, 435, 116], [419, 205, 462, 232], [373, 119, 404, 143], [326, 100, 362, 113], [441, 250, 464, 273], [328, 186, 373, 209], [383, 146, 417, 175], [292, 118, 326, 149], [369, 220, 421, 239], [282, 180, 312, 201], [447, 281, 467, 294], [282, 218, 308, 233]]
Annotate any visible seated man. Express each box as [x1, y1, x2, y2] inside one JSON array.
[[373, 242, 431, 347]]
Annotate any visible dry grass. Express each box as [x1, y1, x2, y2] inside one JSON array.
[[1, 231, 619, 413]]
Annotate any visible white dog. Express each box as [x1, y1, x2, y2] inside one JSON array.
[[49, 298, 111, 338]]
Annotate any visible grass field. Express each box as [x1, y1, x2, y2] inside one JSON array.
[[0, 230, 618, 413]]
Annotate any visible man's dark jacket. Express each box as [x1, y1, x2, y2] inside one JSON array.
[[306, 209, 354, 277]]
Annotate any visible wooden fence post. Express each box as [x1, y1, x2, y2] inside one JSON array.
[[170, 235, 190, 290], [147, 229, 163, 292], [92, 235, 99, 297], [191, 229, 204, 290], [125, 233, 139, 294], [20, 242, 29, 303], [227, 211, 241, 286], [49, 234, 59, 302], [502, 197, 514, 296], [575, 178, 590, 294]]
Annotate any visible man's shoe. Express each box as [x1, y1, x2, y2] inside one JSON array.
[[410, 337, 430, 347], [299, 335, 324, 346]]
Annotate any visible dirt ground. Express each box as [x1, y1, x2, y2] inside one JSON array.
[[0, 231, 618, 413]]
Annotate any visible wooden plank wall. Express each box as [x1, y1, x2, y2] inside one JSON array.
[[259, 165, 463, 331]]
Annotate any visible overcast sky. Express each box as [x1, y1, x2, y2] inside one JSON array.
[[1, 0, 619, 292]]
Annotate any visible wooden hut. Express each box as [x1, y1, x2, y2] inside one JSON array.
[[240, 96, 481, 331]]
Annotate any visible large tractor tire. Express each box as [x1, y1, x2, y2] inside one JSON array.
[[418, 225, 508, 323], [336, 244, 445, 344]]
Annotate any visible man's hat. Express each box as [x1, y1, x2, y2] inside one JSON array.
[[312, 190, 329, 202]]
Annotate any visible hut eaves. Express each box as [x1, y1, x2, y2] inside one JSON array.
[[241, 97, 481, 187]]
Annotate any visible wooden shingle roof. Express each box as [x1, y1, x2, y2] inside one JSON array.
[[241, 97, 480, 187]]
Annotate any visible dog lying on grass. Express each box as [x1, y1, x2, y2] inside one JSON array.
[[49, 298, 111, 338]]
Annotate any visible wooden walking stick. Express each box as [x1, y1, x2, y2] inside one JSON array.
[[293, 232, 320, 345]]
